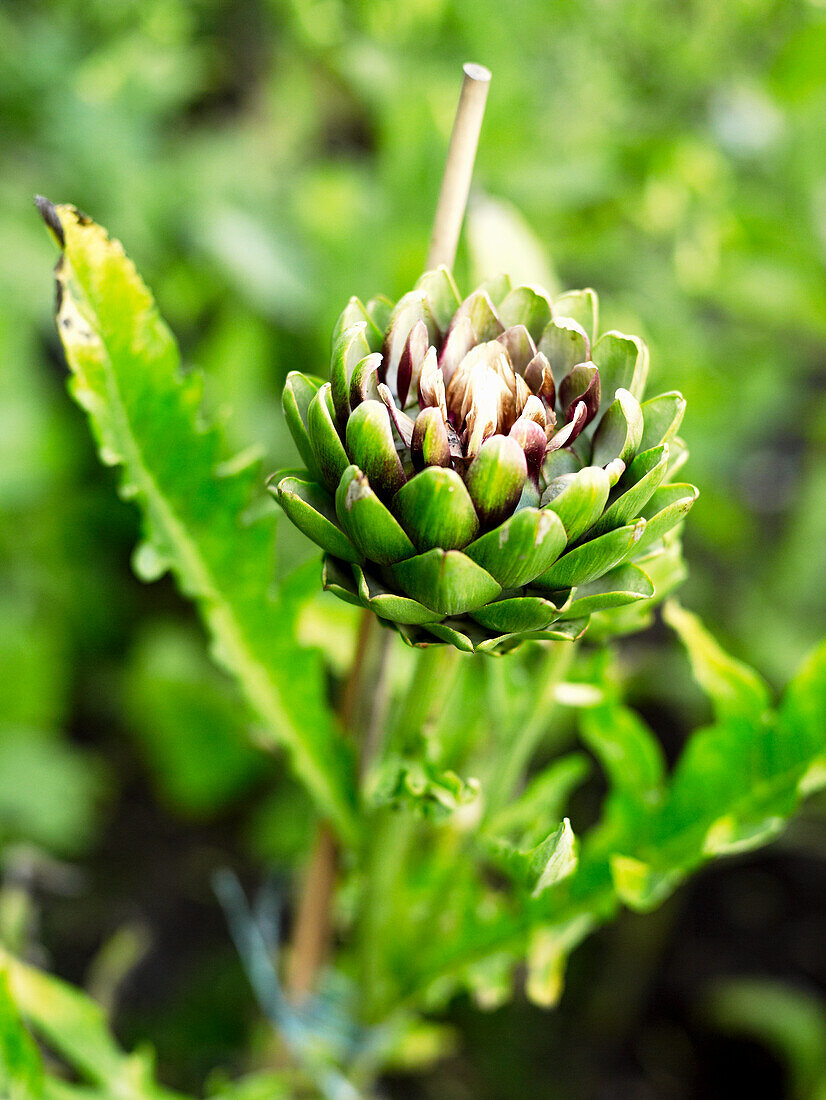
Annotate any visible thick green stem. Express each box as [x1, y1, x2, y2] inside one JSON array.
[[357, 644, 462, 1020]]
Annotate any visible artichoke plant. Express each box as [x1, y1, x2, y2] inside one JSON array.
[[271, 269, 698, 653]]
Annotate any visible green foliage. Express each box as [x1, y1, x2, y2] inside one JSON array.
[[4, 2, 826, 1092], [358, 625, 826, 1017], [369, 758, 480, 821], [0, 949, 308, 1100], [488, 819, 579, 898], [663, 600, 772, 724], [43, 203, 356, 840], [15, 198, 826, 1082], [591, 623, 826, 911], [0, 969, 44, 1100], [0, 947, 184, 1100]]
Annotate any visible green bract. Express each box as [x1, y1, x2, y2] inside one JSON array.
[[271, 270, 698, 652]]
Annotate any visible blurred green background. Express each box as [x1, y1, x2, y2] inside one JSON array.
[[2, 0, 825, 1095]]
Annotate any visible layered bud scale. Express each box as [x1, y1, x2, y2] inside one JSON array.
[[271, 269, 698, 653]]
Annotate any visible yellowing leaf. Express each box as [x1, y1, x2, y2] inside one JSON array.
[[43, 203, 356, 839]]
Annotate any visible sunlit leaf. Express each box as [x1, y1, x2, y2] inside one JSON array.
[[42, 204, 356, 839]]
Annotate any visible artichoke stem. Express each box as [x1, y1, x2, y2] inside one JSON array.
[[484, 640, 578, 817], [284, 822, 338, 1000], [289, 59, 493, 999], [286, 610, 388, 999]]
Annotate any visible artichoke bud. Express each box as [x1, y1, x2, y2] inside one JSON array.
[[345, 400, 406, 499], [539, 317, 591, 377], [604, 457, 627, 488], [516, 394, 547, 431], [272, 273, 698, 653], [382, 292, 436, 391], [548, 400, 588, 451], [449, 287, 504, 344], [510, 411, 547, 484]]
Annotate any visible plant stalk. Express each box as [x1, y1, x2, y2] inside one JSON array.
[[426, 62, 492, 271], [484, 641, 577, 816], [286, 611, 377, 998], [286, 60, 491, 999]]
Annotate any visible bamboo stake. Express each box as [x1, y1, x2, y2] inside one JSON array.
[[426, 62, 492, 271], [286, 61, 491, 1001]]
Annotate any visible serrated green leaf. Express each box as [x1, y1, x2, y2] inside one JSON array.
[[396, 644, 826, 1014], [614, 641, 826, 909], [609, 856, 683, 910], [530, 820, 578, 896], [45, 204, 356, 841]]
